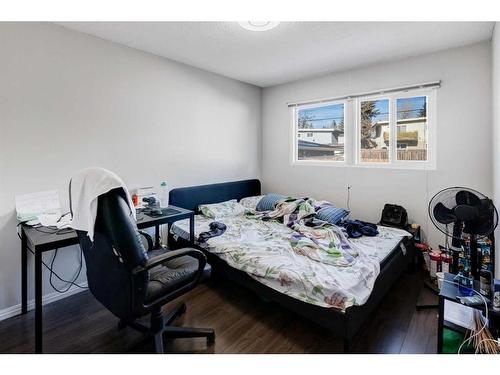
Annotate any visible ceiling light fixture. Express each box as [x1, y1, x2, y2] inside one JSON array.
[[238, 21, 280, 32]]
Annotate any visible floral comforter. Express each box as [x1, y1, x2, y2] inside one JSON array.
[[171, 214, 411, 311], [249, 198, 360, 267]]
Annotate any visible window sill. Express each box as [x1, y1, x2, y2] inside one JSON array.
[[291, 160, 436, 170]]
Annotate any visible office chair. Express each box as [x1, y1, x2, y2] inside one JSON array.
[[75, 188, 215, 353]]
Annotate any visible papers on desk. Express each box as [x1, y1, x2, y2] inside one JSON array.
[[15, 190, 61, 222], [37, 212, 72, 228], [444, 300, 477, 330]]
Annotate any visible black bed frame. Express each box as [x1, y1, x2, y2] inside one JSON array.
[[168, 179, 416, 352]]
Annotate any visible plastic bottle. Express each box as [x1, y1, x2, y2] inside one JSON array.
[[159, 181, 169, 208], [429, 251, 441, 279]]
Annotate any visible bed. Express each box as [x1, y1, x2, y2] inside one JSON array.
[[168, 179, 416, 352]]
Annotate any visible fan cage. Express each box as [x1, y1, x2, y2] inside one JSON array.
[[428, 186, 498, 240]]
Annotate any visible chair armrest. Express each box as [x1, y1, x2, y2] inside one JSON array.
[[138, 230, 154, 251], [132, 248, 208, 310], [131, 248, 206, 276]]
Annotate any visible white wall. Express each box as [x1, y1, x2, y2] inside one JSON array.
[[0, 23, 495, 317], [0, 23, 261, 313], [262, 42, 493, 253], [493, 23, 500, 278]]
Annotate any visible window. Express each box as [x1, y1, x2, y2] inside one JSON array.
[[295, 102, 345, 162], [359, 98, 389, 163], [396, 96, 427, 161], [358, 94, 429, 164], [292, 87, 436, 169]]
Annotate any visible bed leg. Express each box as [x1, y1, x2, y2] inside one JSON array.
[[343, 338, 351, 353]]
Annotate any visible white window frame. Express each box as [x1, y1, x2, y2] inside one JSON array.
[[355, 94, 392, 167], [291, 99, 348, 166], [290, 87, 437, 170], [390, 89, 436, 170]]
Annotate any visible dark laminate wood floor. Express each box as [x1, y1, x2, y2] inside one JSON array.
[[0, 271, 438, 354]]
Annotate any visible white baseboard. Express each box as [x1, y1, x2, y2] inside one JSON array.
[[0, 282, 88, 322]]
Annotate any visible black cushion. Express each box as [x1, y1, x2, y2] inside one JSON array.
[[146, 254, 211, 303]]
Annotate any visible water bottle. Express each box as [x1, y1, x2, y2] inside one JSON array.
[[159, 181, 169, 208]]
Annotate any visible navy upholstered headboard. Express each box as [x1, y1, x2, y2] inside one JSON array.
[[169, 179, 261, 212]]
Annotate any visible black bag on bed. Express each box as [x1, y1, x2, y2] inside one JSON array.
[[380, 204, 408, 229]]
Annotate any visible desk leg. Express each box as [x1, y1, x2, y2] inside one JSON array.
[[437, 297, 444, 354], [167, 224, 172, 247], [21, 229, 28, 315], [155, 225, 160, 249], [35, 250, 43, 354], [189, 216, 194, 245]]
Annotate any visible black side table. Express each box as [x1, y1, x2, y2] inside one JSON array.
[[437, 272, 500, 353]]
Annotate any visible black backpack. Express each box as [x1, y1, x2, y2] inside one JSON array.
[[380, 204, 408, 229]]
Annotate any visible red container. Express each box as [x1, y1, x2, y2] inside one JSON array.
[[441, 253, 452, 274]]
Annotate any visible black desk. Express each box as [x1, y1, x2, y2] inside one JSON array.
[[437, 272, 500, 353], [20, 205, 194, 354]]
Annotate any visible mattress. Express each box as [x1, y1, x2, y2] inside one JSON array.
[[171, 215, 411, 310]]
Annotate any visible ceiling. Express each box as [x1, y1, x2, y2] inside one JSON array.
[[58, 22, 495, 87]]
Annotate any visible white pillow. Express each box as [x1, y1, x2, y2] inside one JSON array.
[[239, 195, 265, 211], [199, 199, 249, 219]]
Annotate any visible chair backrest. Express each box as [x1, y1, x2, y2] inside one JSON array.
[[76, 188, 148, 320]]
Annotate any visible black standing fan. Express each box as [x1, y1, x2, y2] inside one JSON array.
[[429, 187, 498, 279]]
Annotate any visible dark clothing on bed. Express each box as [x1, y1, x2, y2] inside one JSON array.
[[340, 219, 379, 238], [198, 221, 227, 243]]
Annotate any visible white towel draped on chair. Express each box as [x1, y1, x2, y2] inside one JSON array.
[[69, 167, 136, 241]]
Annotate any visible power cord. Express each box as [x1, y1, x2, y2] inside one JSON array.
[[473, 338, 500, 354], [48, 247, 85, 293], [17, 227, 87, 293], [346, 185, 351, 211]]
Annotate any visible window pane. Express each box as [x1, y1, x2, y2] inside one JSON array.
[[297, 103, 344, 161], [359, 99, 389, 162], [396, 96, 427, 161]]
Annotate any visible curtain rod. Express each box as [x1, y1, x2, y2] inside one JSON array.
[[287, 80, 441, 108]]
